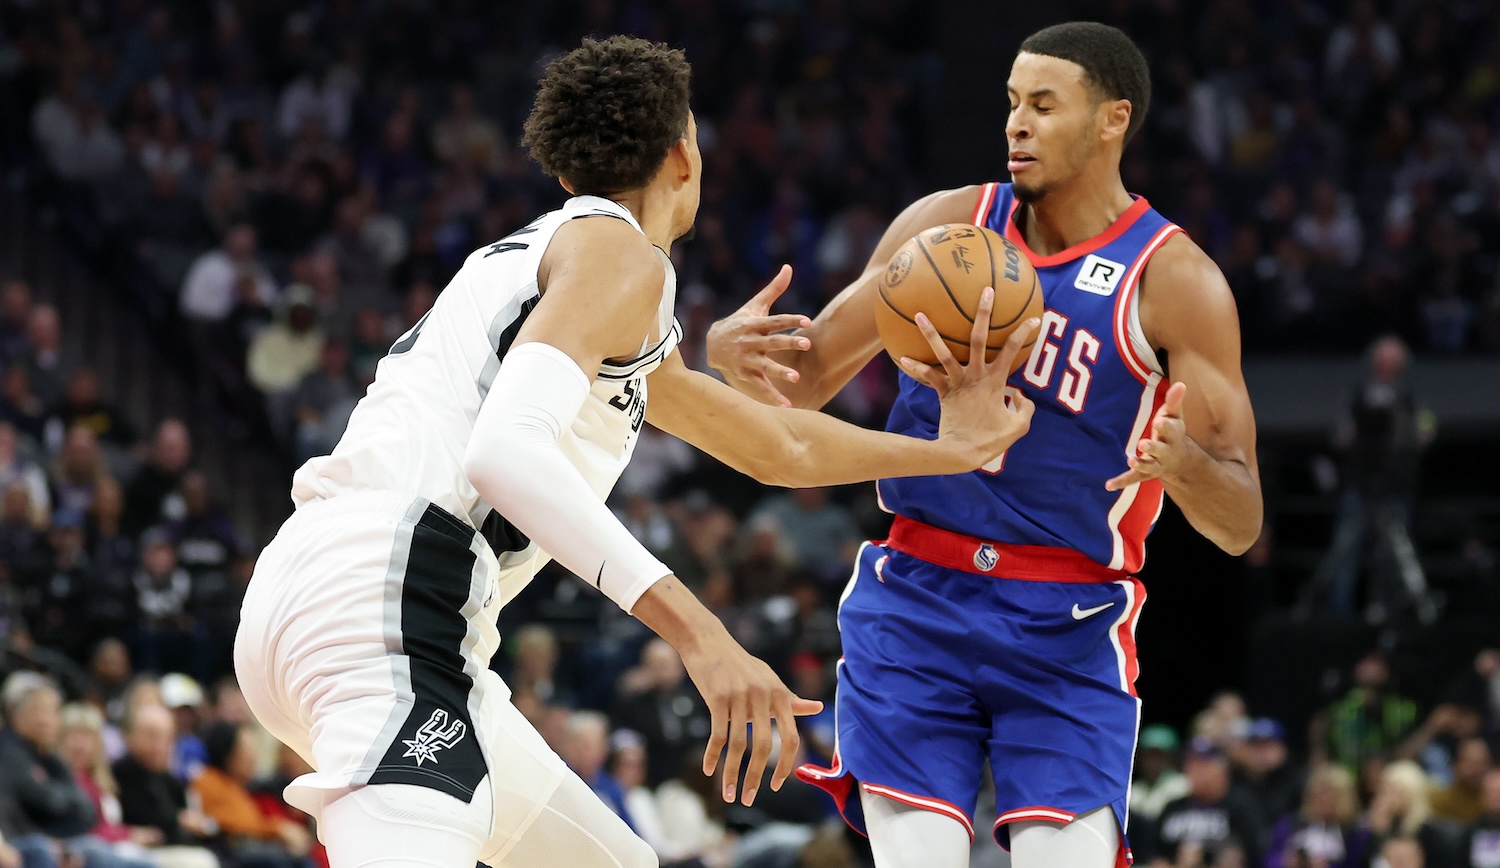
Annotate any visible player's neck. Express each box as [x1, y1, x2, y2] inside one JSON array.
[[604, 190, 677, 251], [1015, 175, 1135, 257]]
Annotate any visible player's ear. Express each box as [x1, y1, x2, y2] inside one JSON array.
[[668, 137, 693, 186], [558, 178, 576, 195], [1100, 98, 1131, 143]]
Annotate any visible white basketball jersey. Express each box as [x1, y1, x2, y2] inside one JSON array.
[[291, 195, 680, 596]]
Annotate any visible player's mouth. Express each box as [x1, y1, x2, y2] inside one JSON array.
[[1007, 151, 1037, 174]]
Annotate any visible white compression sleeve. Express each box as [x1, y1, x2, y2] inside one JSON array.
[[1008, 806, 1120, 868], [464, 342, 671, 612], [860, 788, 970, 868]]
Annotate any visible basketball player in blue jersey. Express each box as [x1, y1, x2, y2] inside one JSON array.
[[707, 21, 1262, 868]]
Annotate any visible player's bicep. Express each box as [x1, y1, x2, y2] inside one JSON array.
[[512, 219, 662, 380], [1147, 242, 1258, 470]]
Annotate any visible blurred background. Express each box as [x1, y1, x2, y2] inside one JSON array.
[[0, 1, 1498, 867]]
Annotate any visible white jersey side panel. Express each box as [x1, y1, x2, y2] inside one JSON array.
[[290, 195, 680, 590]]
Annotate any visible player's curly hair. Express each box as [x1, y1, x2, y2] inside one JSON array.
[[522, 36, 692, 196], [1020, 22, 1151, 144]]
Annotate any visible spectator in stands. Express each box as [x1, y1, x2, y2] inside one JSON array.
[[507, 624, 570, 709], [85, 481, 135, 640], [1300, 336, 1438, 624], [179, 225, 276, 324], [58, 703, 205, 868], [168, 473, 249, 676], [347, 307, 392, 381], [191, 722, 310, 868], [0, 367, 49, 447], [43, 369, 135, 453], [1264, 763, 1371, 868], [1378, 836, 1428, 868], [0, 482, 49, 592], [609, 730, 672, 861], [0, 674, 102, 865], [20, 306, 71, 410], [33, 508, 93, 660], [1365, 760, 1460, 868], [560, 712, 633, 830], [431, 83, 505, 173], [1465, 768, 1500, 868], [1236, 718, 1306, 828], [158, 675, 207, 785], [612, 639, 712, 788], [111, 705, 219, 861], [1293, 180, 1364, 268], [129, 530, 200, 680], [1431, 737, 1492, 824], [84, 640, 131, 730], [1312, 652, 1421, 773], [123, 420, 191, 536], [246, 284, 324, 405], [50, 426, 111, 515], [0, 280, 32, 365], [0, 422, 50, 530], [1149, 739, 1266, 867], [47, 98, 125, 184], [289, 339, 355, 461], [745, 488, 861, 582]]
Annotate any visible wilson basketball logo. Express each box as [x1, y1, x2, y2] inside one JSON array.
[[1001, 240, 1023, 283]]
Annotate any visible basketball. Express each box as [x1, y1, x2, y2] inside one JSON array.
[[875, 223, 1042, 372]]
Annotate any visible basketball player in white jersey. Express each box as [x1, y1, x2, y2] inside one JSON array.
[[234, 36, 1037, 868]]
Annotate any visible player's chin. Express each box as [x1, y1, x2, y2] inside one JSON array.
[[1012, 179, 1047, 203]]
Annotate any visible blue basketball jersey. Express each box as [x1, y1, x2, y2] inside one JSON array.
[[878, 183, 1182, 573]]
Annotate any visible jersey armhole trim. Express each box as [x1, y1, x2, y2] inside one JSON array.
[[1112, 225, 1180, 384], [971, 182, 998, 227]]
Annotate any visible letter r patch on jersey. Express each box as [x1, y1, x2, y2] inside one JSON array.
[[1074, 254, 1127, 296]]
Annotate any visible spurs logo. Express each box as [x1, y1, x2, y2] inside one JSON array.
[[400, 709, 467, 766]]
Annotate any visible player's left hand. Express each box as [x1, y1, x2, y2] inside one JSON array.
[[1105, 381, 1193, 491]]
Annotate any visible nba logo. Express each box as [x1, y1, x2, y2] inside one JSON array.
[[973, 544, 999, 572]]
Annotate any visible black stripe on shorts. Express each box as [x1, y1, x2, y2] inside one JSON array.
[[368, 503, 489, 801]]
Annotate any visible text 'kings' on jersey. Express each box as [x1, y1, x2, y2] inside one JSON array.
[[879, 183, 1182, 573]]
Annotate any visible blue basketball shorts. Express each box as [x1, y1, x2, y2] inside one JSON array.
[[796, 517, 1145, 865]]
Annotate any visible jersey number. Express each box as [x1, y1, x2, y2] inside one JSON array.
[[983, 310, 1099, 474]]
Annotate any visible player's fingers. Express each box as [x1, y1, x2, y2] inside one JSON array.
[[790, 696, 825, 715], [746, 374, 794, 408], [994, 318, 1040, 379], [915, 313, 965, 382], [703, 694, 728, 777], [1160, 380, 1188, 418], [753, 354, 803, 384], [1105, 469, 1145, 491], [968, 287, 995, 371], [770, 694, 801, 792], [747, 264, 794, 313], [722, 699, 750, 802], [743, 696, 774, 806], [745, 314, 814, 336], [897, 357, 949, 396], [1012, 392, 1036, 422]]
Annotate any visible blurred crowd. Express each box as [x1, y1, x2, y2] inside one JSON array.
[[1, 0, 1500, 867]]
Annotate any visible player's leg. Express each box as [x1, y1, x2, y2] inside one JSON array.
[[1008, 807, 1120, 868], [490, 768, 656, 868], [859, 788, 970, 868], [320, 783, 489, 868]]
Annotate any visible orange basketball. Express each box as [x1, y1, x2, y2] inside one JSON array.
[[874, 223, 1042, 372]]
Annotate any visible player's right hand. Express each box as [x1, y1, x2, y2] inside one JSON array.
[[898, 287, 1038, 469], [679, 633, 823, 807], [705, 264, 813, 407]]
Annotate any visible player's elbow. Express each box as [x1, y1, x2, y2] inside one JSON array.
[[742, 434, 812, 488], [1219, 512, 1264, 557]]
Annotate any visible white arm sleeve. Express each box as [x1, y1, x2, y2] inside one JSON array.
[[463, 341, 671, 612]]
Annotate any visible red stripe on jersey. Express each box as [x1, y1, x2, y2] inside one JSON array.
[[1116, 577, 1147, 696], [1005, 196, 1154, 268], [1118, 379, 1169, 573], [971, 182, 998, 227]]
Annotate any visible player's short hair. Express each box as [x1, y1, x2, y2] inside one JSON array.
[[522, 35, 692, 196], [1020, 22, 1151, 143]]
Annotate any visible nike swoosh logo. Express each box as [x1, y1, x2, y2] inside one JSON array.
[[595, 564, 604, 590], [1072, 602, 1116, 620]]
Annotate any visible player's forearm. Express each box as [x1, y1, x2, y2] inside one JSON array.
[[769, 408, 973, 487], [1162, 440, 1263, 555], [630, 575, 734, 656]]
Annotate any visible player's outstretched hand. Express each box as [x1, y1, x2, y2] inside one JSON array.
[[705, 264, 813, 407], [680, 635, 823, 807], [1105, 380, 1191, 491], [898, 287, 1038, 469]]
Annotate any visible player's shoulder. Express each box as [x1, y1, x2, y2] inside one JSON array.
[[889, 184, 994, 236], [1139, 229, 1239, 347], [539, 209, 664, 294], [1143, 230, 1229, 298]]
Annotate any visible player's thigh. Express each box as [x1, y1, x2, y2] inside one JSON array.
[[835, 546, 990, 809], [491, 768, 655, 868], [860, 788, 970, 868], [321, 783, 489, 868], [1008, 807, 1120, 868]]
